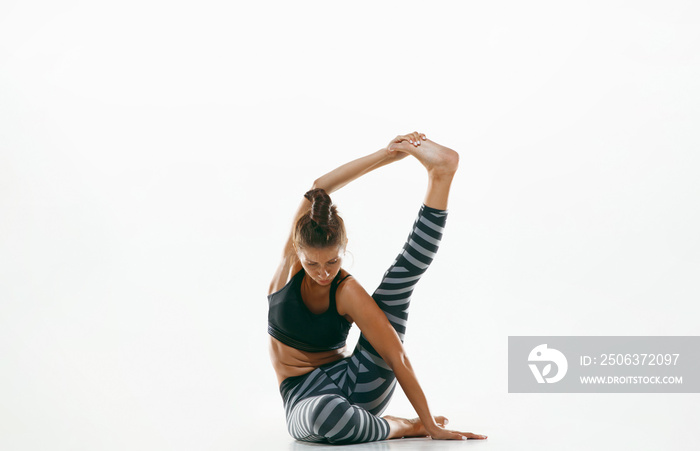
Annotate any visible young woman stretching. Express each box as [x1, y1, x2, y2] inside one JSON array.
[[267, 132, 487, 444]]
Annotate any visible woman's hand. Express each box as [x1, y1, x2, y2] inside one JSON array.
[[385, 131, 428, 156], [426, 423, 488, 441]]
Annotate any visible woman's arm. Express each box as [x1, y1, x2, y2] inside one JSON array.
[[311, 145, 407, 195], [336, 279, 484, 440]]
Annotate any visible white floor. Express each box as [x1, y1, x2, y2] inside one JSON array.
[[243, 392, 699, 451]]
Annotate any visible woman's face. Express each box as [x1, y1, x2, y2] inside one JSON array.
[[297, 246, 343, 287]]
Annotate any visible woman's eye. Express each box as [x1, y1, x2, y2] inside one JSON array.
[[307, 262, 317, 266]]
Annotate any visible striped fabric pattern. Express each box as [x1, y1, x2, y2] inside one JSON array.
[[279, 204, 448, 445]]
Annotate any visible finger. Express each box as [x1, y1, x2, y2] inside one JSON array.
[[462, 432, 488, 440], [388, 140, 412, 153], [443, 429, 483, 440], [449, 432, 466, 441], [432, 431, 460, 441], [420, 133, 427, 140], [389, 135, 408, 150], [398, 133, 416, 146], [393, 135, 409, 146], [392, 141, 408, 150], [412, 131, 422, 145]]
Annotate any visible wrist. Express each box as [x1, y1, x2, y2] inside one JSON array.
[[377, 146, 399, 163], [423, 418, 440, 434]]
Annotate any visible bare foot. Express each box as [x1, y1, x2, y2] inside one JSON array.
[[401, 138, 459, 178], [385, 133, 459, 210], [383, 415, 449, 439]]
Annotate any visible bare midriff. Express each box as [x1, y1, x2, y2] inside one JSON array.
[[269, 335, 350, 386]]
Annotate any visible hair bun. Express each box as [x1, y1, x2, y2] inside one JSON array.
[[295, 188, 347, 250], [304, 188, 333, 227]]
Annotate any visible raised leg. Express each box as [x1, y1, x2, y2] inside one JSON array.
[[405, 137, 459, 211], [342, 140, 458, 416], [345, 203, 448, 415]]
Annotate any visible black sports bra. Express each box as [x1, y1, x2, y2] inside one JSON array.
[[268, 269, 352, 352]]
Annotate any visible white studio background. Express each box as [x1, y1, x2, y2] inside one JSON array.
[[1, 1, 699, 450]]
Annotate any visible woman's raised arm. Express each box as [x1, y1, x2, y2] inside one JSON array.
[[311, 140, 409, 194], [268, 134, 418, 295]]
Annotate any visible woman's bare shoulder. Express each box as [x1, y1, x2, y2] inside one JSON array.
[[334, 273, 372, 320], [268, 256, 302, 296]]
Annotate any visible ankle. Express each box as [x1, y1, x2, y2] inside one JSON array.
[[428, 163, 458, 180], [430, 147, 459, 177]]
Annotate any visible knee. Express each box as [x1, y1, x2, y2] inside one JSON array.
[[308, 395, 360, 444]]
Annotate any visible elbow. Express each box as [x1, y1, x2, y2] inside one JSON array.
[[311, 178, 326, 191], [388, 351, 411, 372]]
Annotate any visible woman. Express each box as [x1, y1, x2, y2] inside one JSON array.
[[267, 132, 487, 444]]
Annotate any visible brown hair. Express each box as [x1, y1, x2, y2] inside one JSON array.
[[293, 188, 347, 250]]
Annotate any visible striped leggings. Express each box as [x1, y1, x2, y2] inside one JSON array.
[[279, 204, 448, 445]]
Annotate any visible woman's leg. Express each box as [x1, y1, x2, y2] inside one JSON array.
[[344, 204, 448, 415], [286, 394, 390, 444], [281, 368, 390, 444], [344, 140, 458, 416]]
